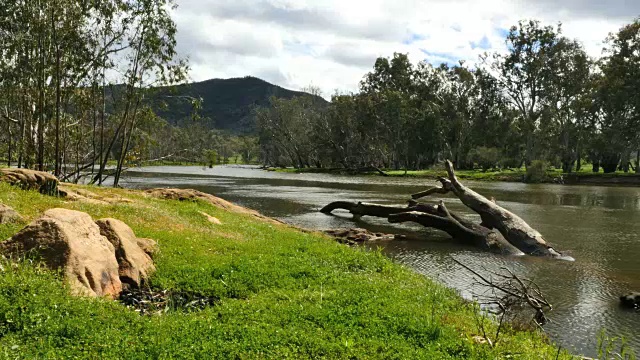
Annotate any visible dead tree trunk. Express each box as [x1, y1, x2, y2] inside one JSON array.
[[412, 160, 562, 257], [321, 200, 523, 255], [320, 160, 567, 258]]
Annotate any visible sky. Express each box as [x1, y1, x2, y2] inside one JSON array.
[[170, 0, 640, 98]]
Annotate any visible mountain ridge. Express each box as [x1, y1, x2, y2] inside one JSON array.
[[148, 76, 327, 133]]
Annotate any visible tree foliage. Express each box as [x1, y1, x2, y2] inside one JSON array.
[[257, 19, 640, 174], [0, 0, 189, 185]]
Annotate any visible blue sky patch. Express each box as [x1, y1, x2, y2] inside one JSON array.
[[421, 49, 459, 67], [471, 35, 491, 50], [496, 27, 510, 39], [403, 33, 427, 45]]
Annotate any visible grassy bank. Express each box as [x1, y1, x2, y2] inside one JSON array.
[[274, 166, 640, 184], [0, 183, 572, 359]]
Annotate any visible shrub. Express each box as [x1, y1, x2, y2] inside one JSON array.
[[467, 147, 501, 171], [525, 160, 549, 183]]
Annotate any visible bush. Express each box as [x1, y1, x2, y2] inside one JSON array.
[[467, 147, 501, 171], [525, 160, 549, 183], [499, 157, 522, 169]]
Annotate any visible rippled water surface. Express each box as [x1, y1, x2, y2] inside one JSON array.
[[119, 165, 640, 357]]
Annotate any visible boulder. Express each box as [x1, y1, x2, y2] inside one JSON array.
[[0, 204, 23, 224], [0, 168, 59, 195], [620, 292, 640, 308], [0, 208, 121, 298], [96, 218, 156, 289]]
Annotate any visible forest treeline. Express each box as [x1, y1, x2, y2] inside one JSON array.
[[2, 7, 640, 187], [257, 20, 640, 174]]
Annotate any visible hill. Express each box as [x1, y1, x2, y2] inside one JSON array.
[[148, 76, 327, 133]]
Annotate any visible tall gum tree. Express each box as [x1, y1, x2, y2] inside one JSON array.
[[487, 20, 561, 167], [593, 18, 640, 173]]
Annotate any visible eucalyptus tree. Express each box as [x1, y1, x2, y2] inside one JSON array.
[[411, 61, 447, 167], [540, 38, 591, 172], [438, 63, 478, 169], [469, 68, 519, 167], [487, 20, 561, 167], [592, 18, 640, 173], [358, 53, 417, 169], [108, 0, 189, 186]]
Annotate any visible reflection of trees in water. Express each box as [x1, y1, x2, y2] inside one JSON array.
[[464, 182, 640, 210]]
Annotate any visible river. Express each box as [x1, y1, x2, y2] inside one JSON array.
[[118, 165, 640, 357]]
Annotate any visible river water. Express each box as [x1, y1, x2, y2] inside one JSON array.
[[118, 165, 640, 357]]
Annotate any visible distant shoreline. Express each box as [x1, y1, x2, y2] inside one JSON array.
[[268, 166, 640, 186]]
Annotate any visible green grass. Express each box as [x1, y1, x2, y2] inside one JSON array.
[[0, 182, 573, 359]]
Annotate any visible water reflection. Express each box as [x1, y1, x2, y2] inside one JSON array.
[[119, 165, 640, 357]]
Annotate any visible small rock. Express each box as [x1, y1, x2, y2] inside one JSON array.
[[0, 204, 23, 224], [136, 238, 159, 258], [199, 211, 222, 225], [620, 292, 640, 308], [96, 218, 156, 289], [324, 228, 396, 245], [472, 335, 489, 345], [0, 208, 121, 298]]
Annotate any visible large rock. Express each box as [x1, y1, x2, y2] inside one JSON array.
[[96, 218, 156, 289], [0, 168, 59, 195], [0, 204, 23, 224], [0, 208, 121, 298]]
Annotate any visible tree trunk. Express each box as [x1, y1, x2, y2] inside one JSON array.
[[53, 7, 61, 177], [414, 161, 562, 256], [6, 117, 12, 167], [601, 152, 620, 174], [320, 160, 568, 259], [320, 201, 523, 255]]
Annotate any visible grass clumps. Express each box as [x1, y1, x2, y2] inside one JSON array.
[[0, 182, 572, 359]]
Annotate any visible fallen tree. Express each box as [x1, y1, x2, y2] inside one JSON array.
[[320, 160, 567, 258]]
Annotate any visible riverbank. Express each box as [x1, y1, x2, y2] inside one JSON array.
[[271, 167, 640, 186], [0, 182, 573, 358]]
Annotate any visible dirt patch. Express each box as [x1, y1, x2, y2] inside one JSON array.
[[119, 288, 218, 315]]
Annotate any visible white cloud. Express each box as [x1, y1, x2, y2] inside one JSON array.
[[171, 0, 638, 98]]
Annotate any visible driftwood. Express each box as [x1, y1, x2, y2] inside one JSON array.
[[321, 200, 523, 255], [451, 257, 552, 326], [320, 160, 567, 258]]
